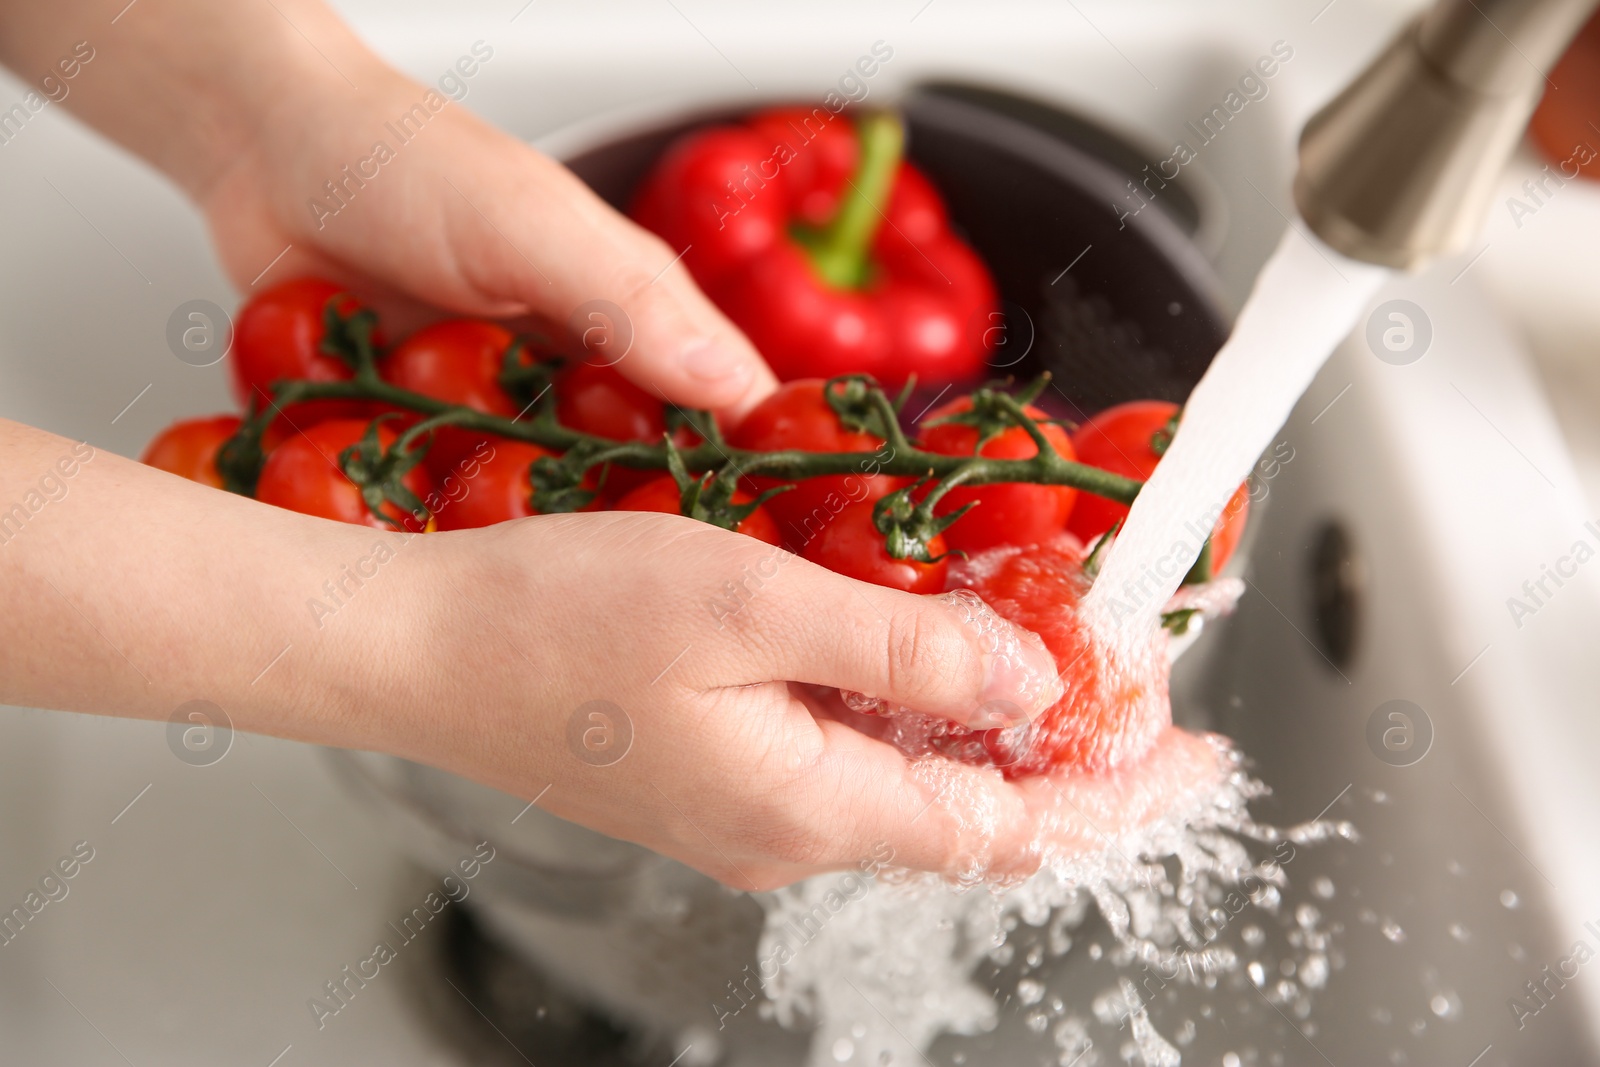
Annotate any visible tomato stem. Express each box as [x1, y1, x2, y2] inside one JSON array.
[[796, 112, 903, 289], [230, 374, 1144, 505]]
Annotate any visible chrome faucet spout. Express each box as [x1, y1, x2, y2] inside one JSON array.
[[1294, 0, 1599, 268]]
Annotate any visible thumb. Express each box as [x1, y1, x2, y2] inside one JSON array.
[[733, 556, 1064, 729]]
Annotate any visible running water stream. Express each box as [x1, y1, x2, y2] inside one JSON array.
[[1083, 229, 1390, 638], [759, 228, 1391, 1067]]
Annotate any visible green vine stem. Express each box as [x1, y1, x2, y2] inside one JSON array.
[[226, 371, 1144, 506]]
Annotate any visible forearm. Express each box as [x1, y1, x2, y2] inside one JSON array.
[[0, 0, 385, 200], [0, 417, 420, 748]]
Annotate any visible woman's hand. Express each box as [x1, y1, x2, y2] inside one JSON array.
[[0, 0, 777, 419], [0, 423, 1063, 888], [391, 512, 1064, 888], [203, 64, 779, 419]]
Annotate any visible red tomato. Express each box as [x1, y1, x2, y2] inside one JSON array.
[[230, 278, 378, 426], [140, 415, 241, 489], [917, 398, 1077, 552], [802, 500, 947, 593], [726, 379, 900, 548], [432, 441, 550, 531], [382, 319, 525, 477], [614, 475, 782, 545], [955, 537, 1169, 777], [556, 361, 667, 441], [1067, 400, 1249, 572], [556, 362, 697, 497], [256, 419, 432, 532]]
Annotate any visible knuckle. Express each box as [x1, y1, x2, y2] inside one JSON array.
[[885, 605, 978, 703]]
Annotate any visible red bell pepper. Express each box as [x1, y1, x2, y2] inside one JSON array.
[[631, 108, 998, 386]]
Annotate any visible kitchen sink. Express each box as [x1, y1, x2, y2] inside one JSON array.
[[2, 2, 1599, 1064]]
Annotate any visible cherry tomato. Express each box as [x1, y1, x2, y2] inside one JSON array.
[[140, 415, 241, 489], [230, 278, 378, 426], [1067, 400, 1249, 572], [256, 418, 431, 532], [802, 500, 947, 593], [431, 441, 551, 531], [556, 362, 697, 497], [382, 319, 528, 477], [955, 537, 1169, 777], [726, 379, 900, 548], [614, 475, 782, 545], [917, 398, 1078, 552]]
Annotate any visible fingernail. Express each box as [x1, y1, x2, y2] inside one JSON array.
[[938, 590, 1063, 727], [681, 338, 750, 385]]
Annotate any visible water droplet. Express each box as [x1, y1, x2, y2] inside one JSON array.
[[831, 1038, 854, 1062], [1430, 992, 1461, 1019], [1088, 943, 1103, 961], [1223, 1054, 1242, 1067], [1311, 876, 1335, 900], [1510, 942, 1528, 962], [1301, 953, 1329, 989], [1500, 889, 1520, 909], [1018, 978, 1046, 1006], [1248, 961, 1266, 986], [1296, 903, 1321, 928], [1371, 1006, 1392, 1024], [1408, 1017, 1427, 1036], [1381, 919, 1406, 944], [1446, 859, 1466, 877], [1448, 923, 1471, 943], [1025, 1010, 1050, 1033], [1242, 924, 1265, 947]]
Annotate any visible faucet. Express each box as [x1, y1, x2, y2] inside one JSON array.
[[1294, 0, 1600, 268]]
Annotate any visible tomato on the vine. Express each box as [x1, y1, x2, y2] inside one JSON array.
[[917, 397, 1078, 553], [255, 418, 431, 532], [381, 319, 535, 478], [1067, 400, 1248, 572], [230, 278, 378, 427], [556, 362, 698, 497], [954, 537, 1169, 778], [140, 415, 242, 489], [803, 500, 947, 593], [614, 475, 782, 545], [431, 441, 551, 531], [726, 378, 899, 548]]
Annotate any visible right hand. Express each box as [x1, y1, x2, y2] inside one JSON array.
[[379, 511, 1065, 890]]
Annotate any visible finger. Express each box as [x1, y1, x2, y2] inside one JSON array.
[[725, 554, 1063, 728], [445, 145, 780, 420], [774, 718, 1038, 881]]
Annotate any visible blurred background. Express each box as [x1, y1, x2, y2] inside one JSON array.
[[3, 0, 1600, 1063]]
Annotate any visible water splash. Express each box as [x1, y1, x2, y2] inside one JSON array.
[[757, 739, 1357, 1066]]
